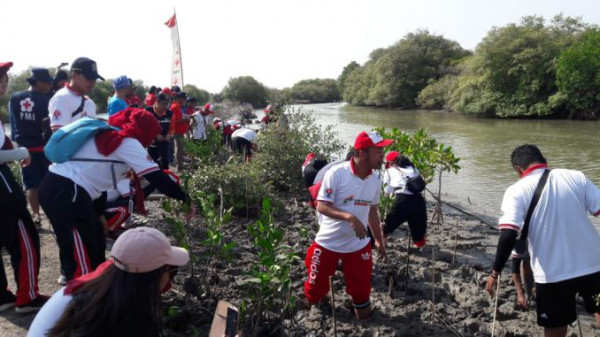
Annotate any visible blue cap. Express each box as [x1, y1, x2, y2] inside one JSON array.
[[113, 75, 130, 90]]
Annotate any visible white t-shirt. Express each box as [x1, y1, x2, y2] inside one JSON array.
[[192, 112, 207, 139], [231, 128, 256, 142], [499, 167, 600, 283], [106, 178, 131, 202], [49, 138, 159, 200], [315, 161, 381, 253], [27, 287, 72, 337], [48, 86, 97, 130], [383, 165, 419, 195]]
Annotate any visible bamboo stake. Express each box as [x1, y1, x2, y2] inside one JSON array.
[[577, 314, 583, 337], [452, 219, 459, 268], [405, 236, 411, 292], [329, 276, 337, 337], [491, 274, 501, 337], [431, 247, 436, 324]]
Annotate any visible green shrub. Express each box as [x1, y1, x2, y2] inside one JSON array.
[[190, 161, 278, 216], [373, 127, 460, 184], [252, 106, 345, 194]]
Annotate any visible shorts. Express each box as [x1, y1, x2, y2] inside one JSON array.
[[21, 152, 50, 190], [536, 271, 600, 328]]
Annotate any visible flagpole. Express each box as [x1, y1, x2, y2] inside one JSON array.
[[173, 7, 184, 88]]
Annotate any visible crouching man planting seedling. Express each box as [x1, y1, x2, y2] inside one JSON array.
[[303, 131, 390, 319]]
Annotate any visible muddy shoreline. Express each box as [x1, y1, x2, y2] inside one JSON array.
[[2, 194, 599, 337]]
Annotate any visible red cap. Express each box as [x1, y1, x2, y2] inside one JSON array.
[[354, 131, 393, 150], [0, 62, 13, 78], [303, 152, 316, 167], [203, 103, 213, 111], [385, 151, 400, 163], [161, 87, 173, 97], [0, 62, 13, 70]]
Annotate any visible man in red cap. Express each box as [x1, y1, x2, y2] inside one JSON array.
[[304, 131, 390, 319]]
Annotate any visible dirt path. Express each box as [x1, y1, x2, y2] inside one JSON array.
[[2, 199, 600, 336]]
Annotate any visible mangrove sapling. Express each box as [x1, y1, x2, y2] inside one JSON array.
[[374, 127, 460, 226], [196, 191, 235, 290], [239, 198, 300, 336], [161, 197, 199, 295]]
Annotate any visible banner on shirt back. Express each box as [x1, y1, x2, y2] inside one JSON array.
[[165, 13, 184, 87]]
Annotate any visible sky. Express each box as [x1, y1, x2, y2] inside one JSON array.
[[1, 0, 599, 93]]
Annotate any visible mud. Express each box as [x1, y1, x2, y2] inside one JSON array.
[[2, 197, 599, 337]]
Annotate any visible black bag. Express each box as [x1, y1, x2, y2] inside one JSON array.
[[406, 175, 426, 194], [395, 167, 426, 194]]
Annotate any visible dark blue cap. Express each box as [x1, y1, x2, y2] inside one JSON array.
[[27, 68, 53, 84]]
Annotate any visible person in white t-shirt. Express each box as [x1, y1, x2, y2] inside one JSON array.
[[27, 227, 189, 337], [38, 108, 193, 284], [485, 144, 600, 337], [231, 126, 257, 162], [381, 151, 427, 247], [191, 109, 208, 141], [304, 131, 389, 320], [48, 57, 102, 131]]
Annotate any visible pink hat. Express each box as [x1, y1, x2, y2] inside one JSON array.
[[354, 131, 393, 150], [111, 227, 189, 273]]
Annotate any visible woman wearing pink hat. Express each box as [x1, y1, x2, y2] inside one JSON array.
[[27, 227, 189, 337]]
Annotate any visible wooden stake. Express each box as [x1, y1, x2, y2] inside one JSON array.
[[329, 276, 337, 337], [431, 247, 436, 324], [405, 236, 411, 292], [452, 219, 459, 268], [491, 274, 501, 337]]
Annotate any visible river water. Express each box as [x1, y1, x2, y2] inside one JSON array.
[[295, 103, 600, 220]]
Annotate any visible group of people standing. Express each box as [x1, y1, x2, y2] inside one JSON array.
[[0, 58, 195, 336]]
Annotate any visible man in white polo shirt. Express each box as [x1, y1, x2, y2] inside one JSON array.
[[304, 131, 390, 320], [48, 57, 102, 131], [486, 144, 600, 337]]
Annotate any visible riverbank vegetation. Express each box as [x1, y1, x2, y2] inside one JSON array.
[[342, 14, 600, 120]]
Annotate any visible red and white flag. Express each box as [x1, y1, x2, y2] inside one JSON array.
[[165, 13, 184, 87]]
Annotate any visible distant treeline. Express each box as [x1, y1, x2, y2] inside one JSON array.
[[339, 14, 600, 119]]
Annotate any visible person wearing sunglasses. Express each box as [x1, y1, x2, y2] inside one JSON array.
[[27, 227, 189, 337]]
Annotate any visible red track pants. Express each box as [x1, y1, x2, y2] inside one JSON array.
[[304, 241, 372, 308]]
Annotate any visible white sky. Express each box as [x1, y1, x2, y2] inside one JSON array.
[[2, 0, 599, 93]]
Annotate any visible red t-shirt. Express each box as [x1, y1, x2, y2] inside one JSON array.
[[169, 102, 189, 135]]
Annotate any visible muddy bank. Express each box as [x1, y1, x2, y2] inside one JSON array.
[[2, 195, 599, 337]]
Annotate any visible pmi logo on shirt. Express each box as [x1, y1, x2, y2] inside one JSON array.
[[342, 195, 354, 204], [353, 199, 370, 206]]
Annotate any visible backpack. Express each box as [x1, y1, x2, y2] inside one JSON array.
[[44, 117, 116, 163]]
